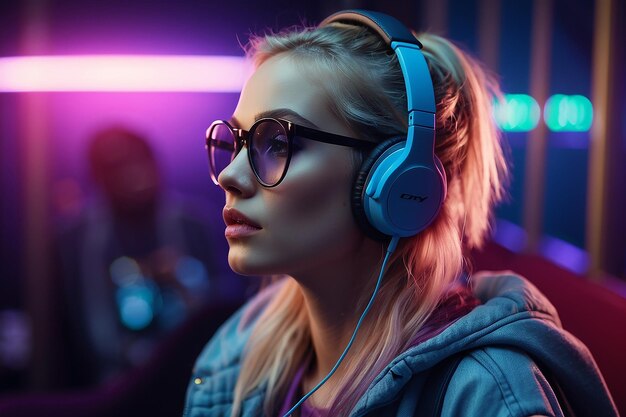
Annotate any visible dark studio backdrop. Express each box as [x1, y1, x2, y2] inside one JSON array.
[[0, 0, 624, 395]]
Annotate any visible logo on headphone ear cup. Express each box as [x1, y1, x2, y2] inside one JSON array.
[[352, 137, 446, 239]]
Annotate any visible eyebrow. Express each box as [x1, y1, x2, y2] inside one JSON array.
[[229, 108, 320, 130]]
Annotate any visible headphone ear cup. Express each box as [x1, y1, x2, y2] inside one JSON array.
[[352, 136, 406, 241]]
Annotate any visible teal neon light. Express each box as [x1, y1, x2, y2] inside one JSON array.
[[544, 94, 593, 132], [493, 94, 540, 132]]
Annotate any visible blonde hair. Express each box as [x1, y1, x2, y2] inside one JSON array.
[[229, 21, 509, 417]]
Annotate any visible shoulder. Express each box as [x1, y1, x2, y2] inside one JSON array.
[[184, 281, 284, 415], [192, 279, 286, 374], [442, 346, 563, 417]]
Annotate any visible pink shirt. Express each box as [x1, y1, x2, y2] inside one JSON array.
[[278, 355, 329, 417]]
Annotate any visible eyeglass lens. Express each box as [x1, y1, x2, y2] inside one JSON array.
[[208, 123, 237, 184], [208, 119, 290, 186]]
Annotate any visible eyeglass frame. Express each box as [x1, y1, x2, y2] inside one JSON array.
[[205, 117, 377, 188]]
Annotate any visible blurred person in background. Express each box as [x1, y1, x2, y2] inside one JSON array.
[[53, 126, 228, 387]]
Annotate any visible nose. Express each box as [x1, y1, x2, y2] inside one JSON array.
[[217, 146, 256, 197]]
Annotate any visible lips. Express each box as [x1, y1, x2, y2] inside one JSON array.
[[223, 207, 262, 238]]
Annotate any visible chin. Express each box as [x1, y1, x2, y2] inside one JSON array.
[[227, 246, 296, 277], [227, 255, 252, 276], [228, 251, 270, 276]]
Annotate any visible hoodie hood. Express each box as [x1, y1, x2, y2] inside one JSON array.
[[351, 272, 617, 417]]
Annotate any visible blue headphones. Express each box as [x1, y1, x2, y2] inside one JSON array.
[[319, 9, 447, 240]]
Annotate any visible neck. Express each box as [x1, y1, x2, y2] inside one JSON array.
[[291, 238, 386, 405]]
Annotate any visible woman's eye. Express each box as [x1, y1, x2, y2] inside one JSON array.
[[267, 135, 289, 157]]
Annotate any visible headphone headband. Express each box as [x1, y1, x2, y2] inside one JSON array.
[[319, 9, 435, 119], [319, 9, 446, 238], [319, 9, 423, 47]]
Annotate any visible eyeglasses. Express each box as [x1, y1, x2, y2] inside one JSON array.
[[206, 117, 375, 187]]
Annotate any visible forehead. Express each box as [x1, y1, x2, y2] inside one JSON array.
[[232, 53, 330, 129]]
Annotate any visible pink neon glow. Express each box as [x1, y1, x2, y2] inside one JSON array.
[[0, 55, 252, 92]]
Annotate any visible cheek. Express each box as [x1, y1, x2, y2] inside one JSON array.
[[262, 151, 361, 260], [271, 177, 351, 234]]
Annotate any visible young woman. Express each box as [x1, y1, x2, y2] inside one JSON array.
[[184, 9, 617, 417]]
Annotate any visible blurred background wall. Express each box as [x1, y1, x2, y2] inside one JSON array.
[[0, 0, 624, 393]]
